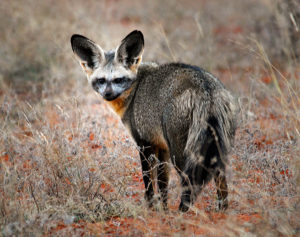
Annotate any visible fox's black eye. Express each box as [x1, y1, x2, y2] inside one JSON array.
[[92, 78, 106, 89], [97, 78, 106, 84], [113, 77, 124, 84]]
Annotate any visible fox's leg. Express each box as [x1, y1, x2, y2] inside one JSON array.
[[161, 104, 195, 212], [157, 149, 169, 210], [214, 169, 228, 211], [139, 143, 156, 207], [179, 165, 214, 212], [179, 152, 214, 212], [178, 172, 194, 212]]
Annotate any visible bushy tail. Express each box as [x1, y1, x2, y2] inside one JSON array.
[[183, 100, 210, 167], [183, 90, 237, 184]]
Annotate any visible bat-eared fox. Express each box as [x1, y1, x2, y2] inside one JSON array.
[[71, 30, 237, 212]]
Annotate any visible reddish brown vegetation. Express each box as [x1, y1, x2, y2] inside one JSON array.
[[0, 0, 299, 236]]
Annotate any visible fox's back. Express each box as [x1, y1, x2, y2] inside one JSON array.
[[124, 63, 236, 151], [136, 63, 225, 101]]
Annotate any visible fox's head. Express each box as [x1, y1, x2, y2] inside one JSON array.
[[71, 30, 144, 101]]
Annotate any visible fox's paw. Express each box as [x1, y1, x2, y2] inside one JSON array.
[[217, 198, 228, 212], [178, 201, 190, 212]]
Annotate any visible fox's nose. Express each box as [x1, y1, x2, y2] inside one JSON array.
[[104, 91, 112, 98], [103, 86, 116, 100], [104, 84, 113, 96]]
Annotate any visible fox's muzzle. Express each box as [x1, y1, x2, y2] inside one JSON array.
[[102, 83, 121, 101]]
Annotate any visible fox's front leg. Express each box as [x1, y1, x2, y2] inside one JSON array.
[[139, 143, 156, 207], [157, 149, 170, 211]]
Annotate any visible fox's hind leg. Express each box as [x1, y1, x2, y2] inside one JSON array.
[[178, 171, 194, 212], [214, 169, 228, 211], [157, 149, 170, 210], [178, 161, 212, 212]]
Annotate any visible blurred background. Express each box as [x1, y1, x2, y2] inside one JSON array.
[[0, 0, 299, 101], [0, 0, 299, 236]]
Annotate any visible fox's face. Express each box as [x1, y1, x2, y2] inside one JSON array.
[[71, 31, 144, 101]]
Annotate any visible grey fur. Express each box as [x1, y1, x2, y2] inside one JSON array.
[[71, 30, 238, 212]]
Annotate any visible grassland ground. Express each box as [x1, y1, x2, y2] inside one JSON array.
[[0, 0, 299, 236]]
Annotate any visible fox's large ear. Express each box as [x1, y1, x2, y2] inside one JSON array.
[[115, 30, 144, 71], [71, 34, 104, 74]]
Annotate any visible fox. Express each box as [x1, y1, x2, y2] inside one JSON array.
[[70, 30, 238, 212]]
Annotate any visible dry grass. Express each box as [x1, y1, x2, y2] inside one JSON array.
[[0, 0, 299, 236]]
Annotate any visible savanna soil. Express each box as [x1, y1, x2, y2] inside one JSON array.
[[0, 0, 299, 236]]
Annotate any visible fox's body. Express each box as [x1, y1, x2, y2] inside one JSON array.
[[71, 31, 237, 211]]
